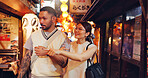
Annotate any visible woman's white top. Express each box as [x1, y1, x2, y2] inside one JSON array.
[[63, 41, 96, 78]]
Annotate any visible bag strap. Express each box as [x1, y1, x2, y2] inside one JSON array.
[[86, 43, 98, 67]]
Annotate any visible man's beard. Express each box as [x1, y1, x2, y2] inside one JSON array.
[[42, 25, 51, 30], [42, 21, 53, 30]]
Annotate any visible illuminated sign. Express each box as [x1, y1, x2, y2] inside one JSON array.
[[41, 0, 55, 9], [70, 0, 91, 14]]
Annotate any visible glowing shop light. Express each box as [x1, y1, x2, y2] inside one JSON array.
[[60, 3, 68, 12], [60, 0, 68, 3]]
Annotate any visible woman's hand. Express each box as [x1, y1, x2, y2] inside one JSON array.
[[34, 46, 48, 56], [47, 49, 60, 56]]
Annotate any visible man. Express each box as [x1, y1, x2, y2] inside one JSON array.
[[18, 7, 70, 78]]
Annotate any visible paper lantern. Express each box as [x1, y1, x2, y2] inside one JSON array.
[[60, 3, 68, 12], [60, 0, 68, 3], [62, 11, 68, 18]]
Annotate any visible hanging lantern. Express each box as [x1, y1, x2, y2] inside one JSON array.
[[60, 3, 68, 12], [62, 11, 68, 18], [60, 0, 68, 3]]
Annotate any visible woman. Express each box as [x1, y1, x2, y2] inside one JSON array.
[[35, 21, 97, 78]]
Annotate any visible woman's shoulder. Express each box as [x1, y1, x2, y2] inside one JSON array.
[[89, 43, 97, 48], [90, 43, 96, 46]]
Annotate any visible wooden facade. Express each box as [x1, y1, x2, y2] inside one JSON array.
[[0, 0, 38, 61], [81, 0, 147, 78]]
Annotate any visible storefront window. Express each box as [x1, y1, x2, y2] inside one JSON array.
[[106, 21, 112, 52], [123, 6, 142, 60], [0, 12, 19, 50], [112, 15, 122, 55]]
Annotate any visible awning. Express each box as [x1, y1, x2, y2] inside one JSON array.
[[81, 0, 139, 24], [0, 0, 37, 18]]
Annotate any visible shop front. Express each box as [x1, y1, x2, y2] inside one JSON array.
[[0, 0, 38, 77], [81, 0, 147, 78]]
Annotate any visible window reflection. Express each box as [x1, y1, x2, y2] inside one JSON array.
[[123, 6, 142, 60], [112, 16, 122, 54]]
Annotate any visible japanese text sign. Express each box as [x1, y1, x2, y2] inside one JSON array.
[[70, 0, 91, 14]]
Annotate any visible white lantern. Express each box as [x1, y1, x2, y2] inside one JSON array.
[[60, 3, 68, 12], [60, 0, 68, 3], [62, 11, 68, 18]]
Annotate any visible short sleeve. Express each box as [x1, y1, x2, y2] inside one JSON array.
[[60, 37, 71, 52], [24, 36, 33, 50]]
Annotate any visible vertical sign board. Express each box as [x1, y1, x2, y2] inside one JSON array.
[[70, 0, 91, 14]]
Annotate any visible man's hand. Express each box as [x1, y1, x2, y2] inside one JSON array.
[[34, 46, 48, 56]]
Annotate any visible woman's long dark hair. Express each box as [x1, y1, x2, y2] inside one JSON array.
[[78, 21, 94, 44]]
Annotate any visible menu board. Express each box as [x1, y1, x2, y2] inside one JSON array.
[[0, 12, 18, 49]]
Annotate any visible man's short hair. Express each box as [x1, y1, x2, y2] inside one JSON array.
[[40, 6, 57, 17]]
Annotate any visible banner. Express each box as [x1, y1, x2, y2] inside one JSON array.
[[0, 34, 10, 41], [70, 0, 91, 14]]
